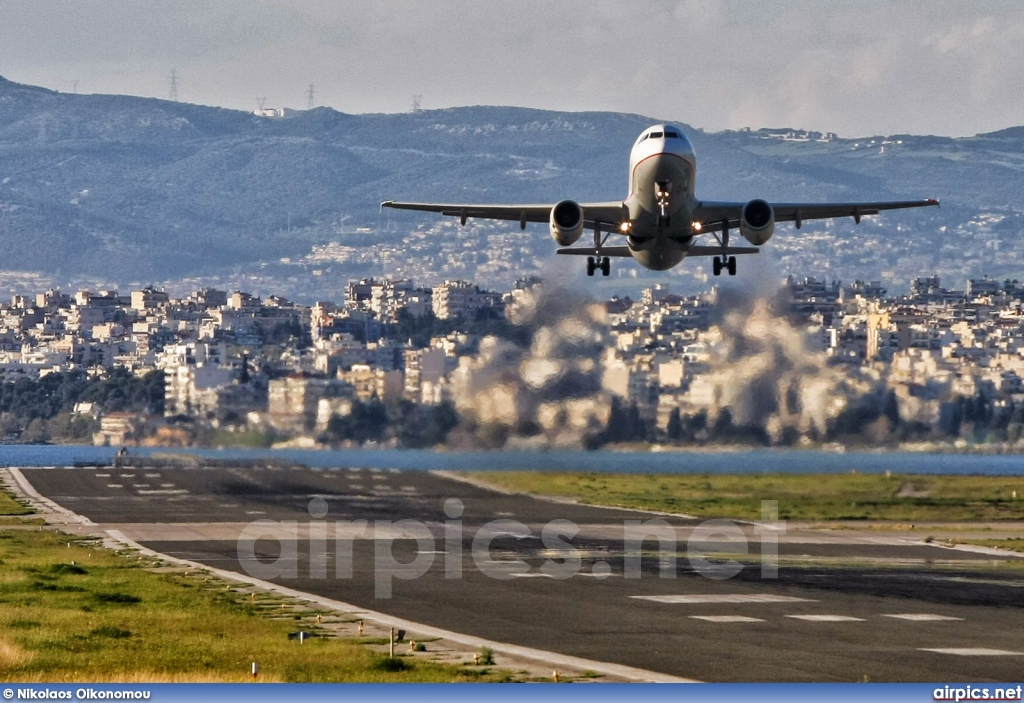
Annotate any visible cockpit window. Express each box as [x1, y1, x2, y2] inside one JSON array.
[[665, 131, 681, 138], [639, 134, 649, 142], [650, 131, 664, 139]]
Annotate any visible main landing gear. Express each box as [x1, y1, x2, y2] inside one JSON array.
[[711, 221, 737, 276], [713, 256, 737, 277], [587, 256, 611, 277]]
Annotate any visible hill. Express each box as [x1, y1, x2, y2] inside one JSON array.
[[1, 74, 1022, 294]]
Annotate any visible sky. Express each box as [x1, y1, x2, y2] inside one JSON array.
[[1, 0, 1022, 138]]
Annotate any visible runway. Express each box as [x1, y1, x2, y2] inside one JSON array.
[[11, 463, 1024, 682]]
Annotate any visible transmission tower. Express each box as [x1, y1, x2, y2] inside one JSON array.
[[306, 83, 316, 109], [71, 80, 79, 94], [257, 96, 267, 110], [411, 95, 422, 113], [169, 69, 179, 102]]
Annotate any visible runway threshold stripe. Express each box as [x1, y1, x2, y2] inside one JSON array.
[[883, 614, 964, 621], [630, 594, 815, 604], [690, 615, 765, 623], [921, 648, 1024, 656], [785, 614, 865, 622]]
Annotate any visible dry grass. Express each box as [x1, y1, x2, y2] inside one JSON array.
[[0, 639, 33, 668]]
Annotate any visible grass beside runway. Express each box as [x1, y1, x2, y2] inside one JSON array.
[[465, 471, 1024, 521], [0, 490, 32, 516], [0, 526, 510, 683]]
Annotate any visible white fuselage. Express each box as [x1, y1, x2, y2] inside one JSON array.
[[623, 125, 698, 271]]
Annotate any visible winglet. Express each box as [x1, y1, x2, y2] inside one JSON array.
[[927, 198, 940, 208], [380, 200, 393, 213]]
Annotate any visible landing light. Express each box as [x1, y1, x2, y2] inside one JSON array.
[[619, 222, 631, 233], [692, 221, 703, 232]]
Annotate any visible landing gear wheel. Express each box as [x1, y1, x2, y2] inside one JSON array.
[[586, 257, 596, 277], [727, 256, 737, 276], [712, 258, 722, 277], [600, 256, 611, 276]]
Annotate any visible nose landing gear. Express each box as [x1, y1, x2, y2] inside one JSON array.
[[587, 256, 611, 277]]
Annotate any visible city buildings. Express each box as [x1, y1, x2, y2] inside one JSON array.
[[2, 273, 1023, 447]]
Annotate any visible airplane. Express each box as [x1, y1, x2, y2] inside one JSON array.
[[381, 124, 939, 277]]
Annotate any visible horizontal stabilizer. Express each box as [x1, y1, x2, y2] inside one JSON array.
[[556, 246, 633, 258], [687, 245, 760, 257]]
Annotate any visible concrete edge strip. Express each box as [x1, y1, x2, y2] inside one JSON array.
[[3, 467, 96, 526], [4, 466, 696, 683], [922, 540, 1024, 559], [106, 529, 699, 684]]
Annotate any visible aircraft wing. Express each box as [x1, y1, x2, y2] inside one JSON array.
[[381, 200, 627, 231], [556, 246, 633, 258], [694, 198, 939, 231]]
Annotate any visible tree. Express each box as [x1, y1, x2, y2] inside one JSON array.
[[323, 399, 389, 444], [666, 407, 684, 442]]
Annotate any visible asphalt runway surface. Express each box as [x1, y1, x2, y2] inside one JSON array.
[[16, 464, 1024, 682]]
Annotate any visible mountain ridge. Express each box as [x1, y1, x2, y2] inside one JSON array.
[[0, 74, 1021, 292]]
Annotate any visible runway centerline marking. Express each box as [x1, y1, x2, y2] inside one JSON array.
[[630, 594, 816, 604], [921, 648, 1024, 656], [690, 615, 765, 623], [106, 484, 123, 488], [883, 614, 964, 621], [785, 615, 865, 622]]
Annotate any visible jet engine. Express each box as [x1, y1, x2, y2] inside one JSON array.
[[740, 199, 775, 245], [549, 200, 585, 246]]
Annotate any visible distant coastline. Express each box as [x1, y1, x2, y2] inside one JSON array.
[[3, 443, 1024, 475]]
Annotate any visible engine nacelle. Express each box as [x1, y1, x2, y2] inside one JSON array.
[[740, 198, 775, 245], [549, 200, 584, 246]]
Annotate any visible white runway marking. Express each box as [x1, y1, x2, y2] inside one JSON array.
[[144, 473, 161, 478], [119, 473, 135, 478], [785, 615, 865, 622], [106, 484, 123, 488], [510, 573, 555, 578], [883, 614, 964, 621], [921, 648, 1024, 656], [137, 489, 189, 495], [245, 511, 266, 515], [132, 484, 150, 489], [690, 615, 765, 623], [95, 473, 110, 478], [160, 483, 175, 488], [631, 594, 816, 604]]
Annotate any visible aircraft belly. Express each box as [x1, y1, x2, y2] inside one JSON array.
[[629, 237, 687, 271]]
